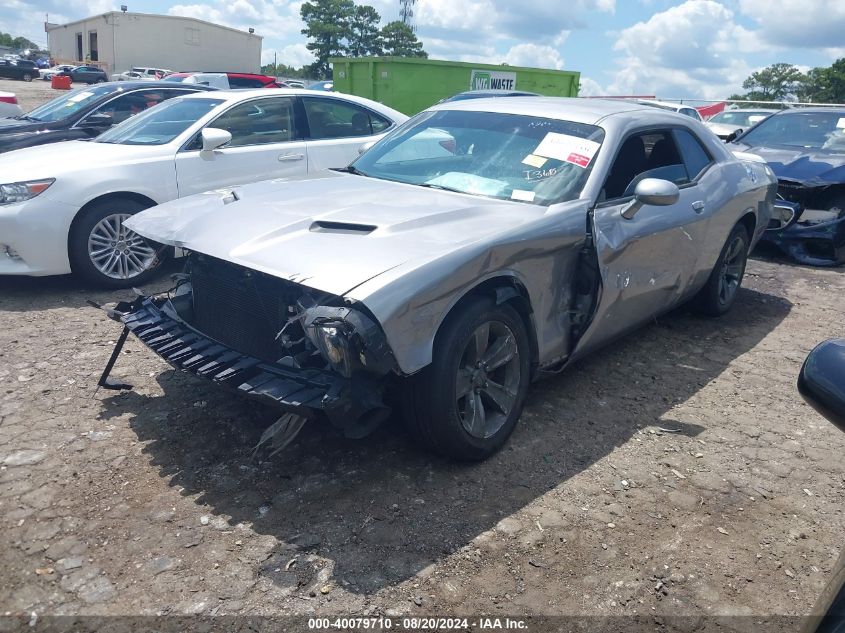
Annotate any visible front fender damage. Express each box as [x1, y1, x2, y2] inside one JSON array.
[[97, 288, 396, 441]]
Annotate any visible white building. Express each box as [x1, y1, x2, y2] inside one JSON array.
[[46, 12, 262, 74]]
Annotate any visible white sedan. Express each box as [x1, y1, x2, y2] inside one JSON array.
[[0, 89, 407, 287], [0, 91, 22, 118]]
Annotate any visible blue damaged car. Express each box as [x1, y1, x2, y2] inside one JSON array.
[[730, 108, 845, 266]]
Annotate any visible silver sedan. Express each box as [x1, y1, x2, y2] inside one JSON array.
[[105, 97, 777, 460]]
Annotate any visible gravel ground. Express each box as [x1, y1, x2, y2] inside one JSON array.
[[1, 253, 844, 627], [0, 77, 64, 113], [1, 79, 844, 628]]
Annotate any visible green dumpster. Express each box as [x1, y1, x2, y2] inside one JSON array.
[[330, 57, 580, 115]]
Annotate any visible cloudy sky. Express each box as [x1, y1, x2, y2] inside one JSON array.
[[5, 0, 844, 99]]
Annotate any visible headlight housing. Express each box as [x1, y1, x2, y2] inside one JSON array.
[[0, 179, 55, 205], [309, 323, 354, 377]]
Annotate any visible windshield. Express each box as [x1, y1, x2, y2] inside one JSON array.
[[739, 111, 845, 151], [351, 110, 605, 206], [25, 84, 116, 122], [710, 111, 772, 127], [95, 97, 225, 145]]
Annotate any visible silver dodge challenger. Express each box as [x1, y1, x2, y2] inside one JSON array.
[[100, 98, 779, 460]]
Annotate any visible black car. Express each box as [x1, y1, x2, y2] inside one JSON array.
[[0, 59, 40, 82], [58, 65, 109, 84], [729, 108, 845, 266], [0, 81, 216, 153]]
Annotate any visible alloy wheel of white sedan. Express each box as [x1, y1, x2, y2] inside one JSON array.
[[87, 212, 159, 280]]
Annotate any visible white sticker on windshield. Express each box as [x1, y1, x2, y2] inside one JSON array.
[[522, 154, 547, 168], [533, 132, 600, 168], [837, 118, 845, 129], [511, 189, 535, 202], [67, 91, 94, 104]]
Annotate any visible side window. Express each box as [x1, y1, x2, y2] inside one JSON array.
[[601, 130, 688, 200], [89, 90, 171, 125], [205, 97, 296, 147], [674, 129, 713, 180], [303, 97, 390, 139]]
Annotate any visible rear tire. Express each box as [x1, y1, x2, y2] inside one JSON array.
[[68, 198, 169, 289], [692, 223, 749, 316], [22, 73, 33, 82], [402, 297, 530, 460]]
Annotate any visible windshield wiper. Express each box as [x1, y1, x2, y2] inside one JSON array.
[[416, 182, 466, 193], [14, 115, 40, 122], [331, 165, 368, 176]]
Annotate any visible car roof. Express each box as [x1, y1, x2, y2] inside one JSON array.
[[178, 88, 374, 102], [92, 80, 217, 91], [770, 107, 845, 115], [430, 96, 656, 126], [634, 99, 698, 111]]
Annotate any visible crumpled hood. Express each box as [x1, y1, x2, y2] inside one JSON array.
[[729, 142, 845, 185], [126, 171, 545, 297]]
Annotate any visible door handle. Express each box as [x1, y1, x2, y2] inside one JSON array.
[[691, 200, 705, 213], [278, 153, 304, 162]]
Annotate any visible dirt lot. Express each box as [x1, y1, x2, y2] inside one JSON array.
[[1, 250, 844, 628], [0, 77, 63, 113], [1, 78, 844, 629]]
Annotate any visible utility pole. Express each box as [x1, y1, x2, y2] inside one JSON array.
[[399, 0, 417, 31]]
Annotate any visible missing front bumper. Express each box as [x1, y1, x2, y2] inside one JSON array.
[[100, 296, 390, 438]]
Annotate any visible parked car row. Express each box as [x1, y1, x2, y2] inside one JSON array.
[[0, 58, 40, 82], [110, 67, 172, 81]]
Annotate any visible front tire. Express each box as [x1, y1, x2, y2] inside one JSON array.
[[68, 198, 168, 288], [692, 223, 749, 316], [403, 297, 531, 460]]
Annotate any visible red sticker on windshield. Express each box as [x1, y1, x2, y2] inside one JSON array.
[[566, 153, 591, 168]]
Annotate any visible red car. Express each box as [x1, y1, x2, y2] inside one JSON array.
[[162, 72, 280, 89]]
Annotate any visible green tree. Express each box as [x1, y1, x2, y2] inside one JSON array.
[[739, 63, 804, 101], [347, 4, 383, 57], [379, 21, 427, 58], [300, 0, 355, 78], [798, 59, 845, 103]]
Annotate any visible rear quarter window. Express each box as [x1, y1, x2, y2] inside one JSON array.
[[674, 128, 713, 180]]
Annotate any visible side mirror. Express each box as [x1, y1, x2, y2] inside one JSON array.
[[798, 338, 845, 433], [768, 200, 798, 231], [358, 140, 376, 155], [201, 127, 232, 152], [725, 129, 741, 143], [84, 112, 113, 129], [621, 178, 680, 220]]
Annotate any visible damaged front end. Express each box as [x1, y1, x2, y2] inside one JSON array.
[[100, 253, 396, 439], [761, 180, 845, 266]]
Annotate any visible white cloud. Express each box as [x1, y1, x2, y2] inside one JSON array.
[[415, 0, 614, 46], [262, 42, 314, 68], [168, 0, 303, 41], [578, 76, 604, 96], [606, 0, 768, 99], [738, 0, 845, 50], [504, 43, 565, 70]]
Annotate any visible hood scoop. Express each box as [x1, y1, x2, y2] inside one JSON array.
[[309, 220, 377, 235]]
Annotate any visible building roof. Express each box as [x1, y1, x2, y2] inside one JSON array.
[[45, 11, 262, 40]]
